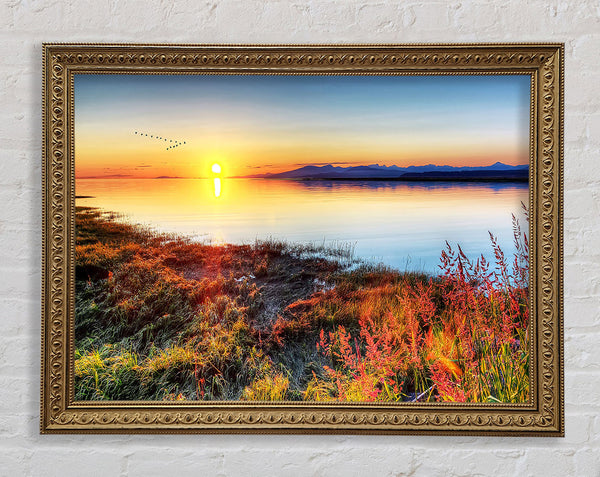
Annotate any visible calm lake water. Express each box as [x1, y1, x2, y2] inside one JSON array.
[[76, 178, 528, 274]]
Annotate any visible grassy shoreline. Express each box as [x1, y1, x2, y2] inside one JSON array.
[[75, 206, 529, 403]]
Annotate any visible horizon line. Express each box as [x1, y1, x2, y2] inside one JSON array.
[[76, 160, 529, 180]]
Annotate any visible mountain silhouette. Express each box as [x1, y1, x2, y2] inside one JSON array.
[[257, 162, 528, 181]]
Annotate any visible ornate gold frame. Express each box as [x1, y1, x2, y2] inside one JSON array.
[[41, 43, 563, 435]]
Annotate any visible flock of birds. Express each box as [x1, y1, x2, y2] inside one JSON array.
[[134, 131, 187, 151]]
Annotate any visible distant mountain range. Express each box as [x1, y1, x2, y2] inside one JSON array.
[[249, 162, 528, 182]]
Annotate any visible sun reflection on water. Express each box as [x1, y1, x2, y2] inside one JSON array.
[[75, 178, 528, 273], [213, 177, 221, 198]]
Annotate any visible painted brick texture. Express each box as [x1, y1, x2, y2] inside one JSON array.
[[1, 1, 598, 475]]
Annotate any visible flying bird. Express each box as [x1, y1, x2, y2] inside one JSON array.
[[134, 131, 188, 152]]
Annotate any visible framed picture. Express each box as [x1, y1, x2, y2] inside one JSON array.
[[41, 43, 563, 435]]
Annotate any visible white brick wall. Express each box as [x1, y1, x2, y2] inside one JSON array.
[[1, 1, 598, 475]]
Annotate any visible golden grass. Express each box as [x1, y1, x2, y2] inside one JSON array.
[[74, 206, 530, 403]]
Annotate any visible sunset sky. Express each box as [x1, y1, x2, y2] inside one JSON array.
[[74, 74, 530, 179]]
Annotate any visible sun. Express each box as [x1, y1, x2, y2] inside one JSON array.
[[211, 163, 222, 174]]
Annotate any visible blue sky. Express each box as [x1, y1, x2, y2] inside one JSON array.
[[74, 73, 531, 178]]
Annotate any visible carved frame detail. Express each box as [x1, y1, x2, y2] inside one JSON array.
[[41, 44, 563, 435]]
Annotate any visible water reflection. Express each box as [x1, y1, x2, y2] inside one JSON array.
[[293, 179, 527, 193], [76, 178, 528, 274]]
